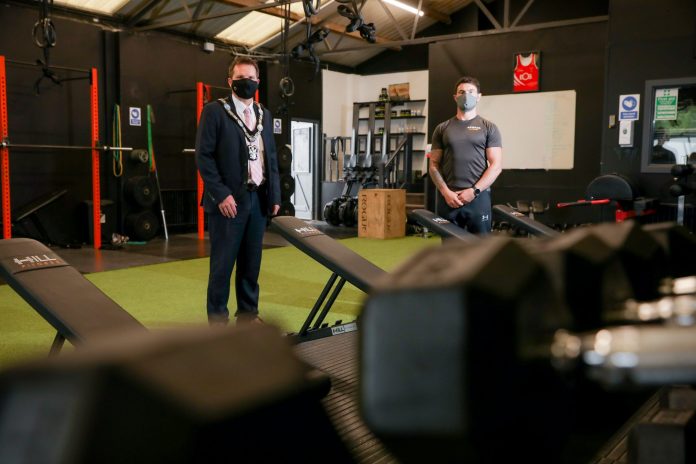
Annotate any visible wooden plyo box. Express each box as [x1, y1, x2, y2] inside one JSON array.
[[358, 189, 406, 239]]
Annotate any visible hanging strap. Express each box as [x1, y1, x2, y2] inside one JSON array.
[[147, 104, 155, 172], [111, 104, 123, 177]]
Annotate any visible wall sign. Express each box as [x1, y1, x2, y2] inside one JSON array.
[[618, 94, 640, 121], [654, 88, 679, 120], [129, 107, 142, 126]]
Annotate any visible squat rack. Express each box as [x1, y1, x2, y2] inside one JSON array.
[[195, 82, 207, 239], [0, 55, 131, 249]]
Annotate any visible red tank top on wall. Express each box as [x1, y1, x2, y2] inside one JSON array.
[[513, 52, 539, 92]]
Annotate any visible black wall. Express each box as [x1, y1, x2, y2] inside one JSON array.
[[428, 22, 607, 217], [265, 59, 323, 148], [0, 4, 105, 242], [601, 0, 696, 200], [117, 31, 231, 191], [114, 32, 234, 236]]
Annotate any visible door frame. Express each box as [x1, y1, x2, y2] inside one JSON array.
[[290, 117, 321, 220]]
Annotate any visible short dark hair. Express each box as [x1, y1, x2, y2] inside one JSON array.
[[228, 56, 260, 79], [454, 76, 480, 94]]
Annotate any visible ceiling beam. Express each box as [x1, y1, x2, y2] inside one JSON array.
[[503, 0, 510, 28], [125, 0, 165, 27], [511, 0, 535, 28], [189, 0, 212, 34], [179, 0, 194, 19], [317, 15, 608, 56], [376, 0, 408, 41], [473, 0, 502, 29], [410, 0, 423, 40]]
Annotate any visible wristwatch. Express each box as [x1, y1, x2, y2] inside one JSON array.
[[472, 186, 481, 197]]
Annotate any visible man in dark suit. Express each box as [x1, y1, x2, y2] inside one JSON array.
[[196, 56, 281, 325]]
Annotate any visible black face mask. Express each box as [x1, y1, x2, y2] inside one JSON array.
[[232, 78, 259, 99]]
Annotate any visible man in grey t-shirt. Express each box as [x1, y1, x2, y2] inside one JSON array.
[[429, 76, 503, 234]]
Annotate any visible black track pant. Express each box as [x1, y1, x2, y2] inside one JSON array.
[[437, 189, 492, 234]]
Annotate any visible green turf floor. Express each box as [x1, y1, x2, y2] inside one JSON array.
[[0, 235, 439, 369]]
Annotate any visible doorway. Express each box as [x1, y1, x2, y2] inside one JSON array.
[[290, 119, 319, 219]]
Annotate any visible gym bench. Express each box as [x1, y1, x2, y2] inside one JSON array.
[[0, 238, 146, 354], [493, 204, 560, 237], [271, 216, 387, 342], [0, 237, 333, 399], [408, 209, 480, 243]]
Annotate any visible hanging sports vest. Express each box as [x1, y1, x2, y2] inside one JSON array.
[[513, 53, 539, 92]]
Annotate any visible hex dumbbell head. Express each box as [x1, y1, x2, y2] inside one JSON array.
[[529, 226, 634, 331], [361, 237, 570, 462], [589, 221, 668, 302], [643, 222, 696, 279]]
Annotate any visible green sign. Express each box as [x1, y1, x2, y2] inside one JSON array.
[[655, 88, 678, 120]]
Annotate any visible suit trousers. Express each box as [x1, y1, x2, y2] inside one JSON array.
[[206, 190, 266, 323]]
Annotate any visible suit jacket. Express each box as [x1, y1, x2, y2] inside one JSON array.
[[195, 98, 281, 215]]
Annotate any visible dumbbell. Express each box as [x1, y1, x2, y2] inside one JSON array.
[[527, 221, 669, 331], [361, 236, 571, 463], [643, 222, 696, 280], [669, 164, 696, 196], [338, 197, 356, 227], [322, 198, 342, 226], [551, 309, 696, 388]]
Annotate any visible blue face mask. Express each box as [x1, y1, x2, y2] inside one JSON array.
[[456, 93, 478, 111]]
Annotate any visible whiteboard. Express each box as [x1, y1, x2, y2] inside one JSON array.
[[477, 90, 576, 170]]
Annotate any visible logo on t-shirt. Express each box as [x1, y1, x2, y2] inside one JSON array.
[[467, 126, 482, 131]]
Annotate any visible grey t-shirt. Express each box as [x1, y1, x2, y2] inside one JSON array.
[[431, 115, 502, 189]]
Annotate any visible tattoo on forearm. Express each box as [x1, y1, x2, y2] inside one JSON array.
[[429, 163, 447, 191], [429, 149, 447, 191]]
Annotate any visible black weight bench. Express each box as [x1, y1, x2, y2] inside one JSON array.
[[12, 189, 69, 245], [493, 204, 560, 238], [271, 216, 387, 342], [0, 238, 146, 354], [408, 209, 480, 243]]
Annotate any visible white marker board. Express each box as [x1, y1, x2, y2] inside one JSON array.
[[478, 90, 576, 170]]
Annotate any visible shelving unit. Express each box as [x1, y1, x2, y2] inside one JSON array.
[[344, 98, 428, 194], [358, 116, 426, 120], [351, 99, 427, 177]]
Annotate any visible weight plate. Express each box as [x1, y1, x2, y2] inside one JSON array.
[[125, 210, 159, 241], [130, 149, 150, 164], [278, 201, 295, 217], [280, 174, 295, 200], [124, 176, 157, 208], [278, 145, 292, 172]]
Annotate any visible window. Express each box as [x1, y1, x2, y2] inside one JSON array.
[[641, 77, 696, 173]]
